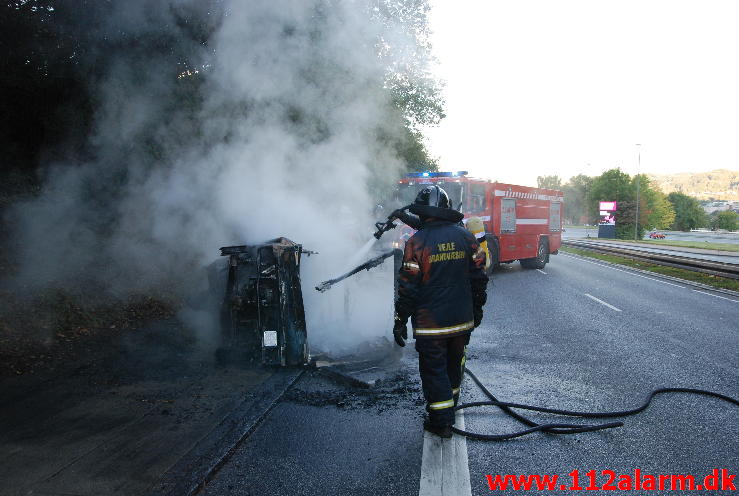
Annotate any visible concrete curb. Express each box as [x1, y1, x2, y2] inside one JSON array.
[[561, 250, 739, 298], [149, 367, 305, 496]]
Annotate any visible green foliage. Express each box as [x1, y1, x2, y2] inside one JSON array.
[[369, 0, 445, 171], [380, 126, 438, 173], [646, 190, 676, 229], [615, 221, 645, 240], [612, 199, 646, 240], [588, 169, 635, 239], [536, 175, 562, 189], [587, 169, 673, 239], [634, 175, 675, 230], [376, 108, 439, 173], [667, 192, 708, 231], [588, 169, 634, 210], [372, 0, 445, 130], [710, 210, 738, 231]]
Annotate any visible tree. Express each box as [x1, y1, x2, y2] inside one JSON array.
[[711, 210, 738, 231], [587, 170, 676, 237], [370, 0, 445, 171], [667, 192, 708, 231], [384, 127, 439, 173], [588, 169, 651, 239], [645, 190, 676, 229], [635, 175, 675, 230], [537, 175, 562, 189]]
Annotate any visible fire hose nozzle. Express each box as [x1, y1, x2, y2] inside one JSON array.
[[315, 281, 332, 293], [373, 219, 397, 239]]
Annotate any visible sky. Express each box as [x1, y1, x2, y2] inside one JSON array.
[[424, 0, 739, 187]]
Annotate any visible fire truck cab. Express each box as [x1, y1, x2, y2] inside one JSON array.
[[394, 171, 564, 271]]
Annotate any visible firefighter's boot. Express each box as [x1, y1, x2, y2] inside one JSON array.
[[423, 418, 452, 439]]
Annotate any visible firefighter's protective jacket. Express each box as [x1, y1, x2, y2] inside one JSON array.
[[395, 210, 489, 339]]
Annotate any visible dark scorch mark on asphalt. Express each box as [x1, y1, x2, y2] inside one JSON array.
[[284, 370, 425, 413]]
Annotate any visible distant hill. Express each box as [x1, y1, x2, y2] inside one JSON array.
[[646, 169, 739, 201]]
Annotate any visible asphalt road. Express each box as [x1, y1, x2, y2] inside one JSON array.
[[465, 254, 738, 495], [199, 254, 739, 495]]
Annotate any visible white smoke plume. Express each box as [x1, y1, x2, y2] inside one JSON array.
[[4, 0, 431, 353]]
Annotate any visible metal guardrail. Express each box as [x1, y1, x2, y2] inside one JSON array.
[[562, 240, 739, 280]]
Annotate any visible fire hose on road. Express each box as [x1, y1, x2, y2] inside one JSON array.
[[453, 367, 739, 441]]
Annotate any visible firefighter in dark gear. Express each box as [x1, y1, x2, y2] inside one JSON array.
[[393, 185, 489, 438]]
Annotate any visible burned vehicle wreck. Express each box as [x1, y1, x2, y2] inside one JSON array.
[[209, 237, 311, 366], [204, 232, 400, 369]]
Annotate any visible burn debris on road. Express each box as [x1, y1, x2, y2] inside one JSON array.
[[284, 369, 424, 414]]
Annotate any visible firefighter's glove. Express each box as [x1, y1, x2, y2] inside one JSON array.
[[473, 307, 483, 328], [390, 208, 407, 219], [393, 318, 408, 347], [391, 208, 422, 230]]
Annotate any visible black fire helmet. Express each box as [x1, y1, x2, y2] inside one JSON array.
[[409, 184, 463, 223], [414, 185, 451, 209]]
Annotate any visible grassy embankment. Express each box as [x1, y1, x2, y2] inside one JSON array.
[[560, 246, 739, 292]]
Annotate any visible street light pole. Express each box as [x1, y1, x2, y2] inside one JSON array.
[[634, 144, 641, 240]]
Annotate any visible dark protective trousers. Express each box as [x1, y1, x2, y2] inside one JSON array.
[[415, 333, 471, 427]]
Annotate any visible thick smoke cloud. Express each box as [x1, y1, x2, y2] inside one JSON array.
[[5, 0, 424, 353]]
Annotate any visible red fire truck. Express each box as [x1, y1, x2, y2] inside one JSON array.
[[392, 171, 564, 271]]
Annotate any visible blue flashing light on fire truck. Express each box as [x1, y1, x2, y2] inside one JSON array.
[[392, 171, 564, 272]]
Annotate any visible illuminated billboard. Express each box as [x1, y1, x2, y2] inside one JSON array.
[[599, 201, 617, 225]]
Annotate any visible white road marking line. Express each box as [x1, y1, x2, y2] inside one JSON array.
[[536, 269, 547, 275], [419, 409, 471, 496], [560, 253, 686, 288], [692, 289, 739, 303], [584, 293, 622, 312]]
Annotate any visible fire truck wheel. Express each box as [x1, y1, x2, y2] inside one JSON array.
[[485, 235, 500, 275], [486, 240, 499, 275], [521, 238, 548, 270]]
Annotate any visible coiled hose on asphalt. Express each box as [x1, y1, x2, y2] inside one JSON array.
[[452, 368, 739, 441]]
